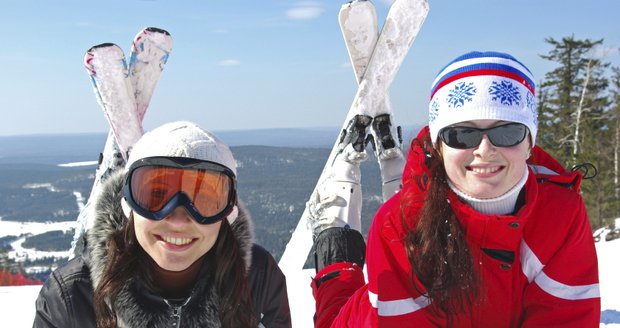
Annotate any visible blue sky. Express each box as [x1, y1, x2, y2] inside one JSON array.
[[1, 0, 619, 136]]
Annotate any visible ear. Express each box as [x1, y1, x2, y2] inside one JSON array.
[[121, 198, 132, 219]]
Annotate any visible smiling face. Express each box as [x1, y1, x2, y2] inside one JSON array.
[[133, 207, 222, 271], [439, 119, 531, 199]]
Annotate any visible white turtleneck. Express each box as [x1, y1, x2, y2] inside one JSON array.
[[447, 167, 529, 215]]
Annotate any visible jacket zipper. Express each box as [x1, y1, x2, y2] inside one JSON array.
[[165, 297, 191, 328]]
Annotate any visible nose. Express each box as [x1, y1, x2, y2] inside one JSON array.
[[473, 134, 496, 156], [165, 206, 193, 224]]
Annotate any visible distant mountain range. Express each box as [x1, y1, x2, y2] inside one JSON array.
[[0, 125, 422, 164]]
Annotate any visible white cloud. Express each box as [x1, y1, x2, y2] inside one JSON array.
[[286, 2, 324, 20], [218, 59, 241, 67]]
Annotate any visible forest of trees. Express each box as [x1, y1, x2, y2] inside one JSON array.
[[537, 36, 620, 229]]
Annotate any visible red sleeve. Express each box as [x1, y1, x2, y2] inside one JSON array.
[[311, 262, 365, 328], [330, 284, 378, 327]]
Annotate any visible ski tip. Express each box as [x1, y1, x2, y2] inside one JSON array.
[[339, 0, 376, 22], [340, 0, 373, 9], [132, 27, 173, 54], [88, 43, 119, 52], [144, 27, 171, 36], [84, 43, 125, 75]]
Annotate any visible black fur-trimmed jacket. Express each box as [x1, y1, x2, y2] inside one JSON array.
[[32, 171, 291, 328]]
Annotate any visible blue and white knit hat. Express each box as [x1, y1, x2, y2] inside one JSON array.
[[428, 51, 538, 147]]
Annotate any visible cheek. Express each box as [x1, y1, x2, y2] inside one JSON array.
[[197, 222, 222, 249], [133, 215, 156, 246], [441, 147, 469, 174], [506, 144, 531, 163]]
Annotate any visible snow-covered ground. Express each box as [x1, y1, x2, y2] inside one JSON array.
[[0, 285, 42, 327], [0, 220, 77, 239], [1, 179, 85, 264], [57, 160, 98, 167], [0, 237, 618, 327], [1, 220, 77, 263], [597, 237, 620, 326]]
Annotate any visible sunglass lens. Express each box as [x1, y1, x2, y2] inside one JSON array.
[[442, 127, 482, 149], [487, 124, 527, 147]]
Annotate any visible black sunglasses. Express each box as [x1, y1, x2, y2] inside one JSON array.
[[439, 123, 528, 149]]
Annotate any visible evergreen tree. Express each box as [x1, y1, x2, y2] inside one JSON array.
[[607, 67, 620, 220], [538, 36, 610, 227]]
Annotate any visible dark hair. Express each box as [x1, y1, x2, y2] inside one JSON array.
[[94, 215, 257, 327], [401, 135, 479, 317], [212, 218, 257, 327]]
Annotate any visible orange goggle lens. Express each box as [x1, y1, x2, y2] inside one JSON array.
[[130, 166, 232, 218]]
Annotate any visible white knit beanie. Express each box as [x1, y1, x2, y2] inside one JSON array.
[[125, 120, 236, 175], [428, 51, 538, 147]]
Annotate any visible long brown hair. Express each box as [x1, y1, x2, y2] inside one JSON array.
[[401, 135, 479, 316], [94, 215, 257, 327]]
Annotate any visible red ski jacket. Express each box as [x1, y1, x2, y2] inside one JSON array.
[[312, 126, 600, 327]]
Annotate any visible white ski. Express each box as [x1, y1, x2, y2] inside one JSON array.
[[341, 1, 407, 202], [84, 43, 142, 159], [129, 27, 173, 121], [340, 0, 379, 84], [340, 0, 406, 201], [279, 0, 429, 273], [71, 28, 172, 254]]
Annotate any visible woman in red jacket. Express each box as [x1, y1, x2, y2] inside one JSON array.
[[310, 51, 601, 327]]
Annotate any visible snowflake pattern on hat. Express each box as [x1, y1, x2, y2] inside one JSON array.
[[447, 82, 477, 108], [429, 99, 440, 124], [526, 92, 538, 126], [489, 80, 521, 106]]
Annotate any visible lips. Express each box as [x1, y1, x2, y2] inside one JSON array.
[[466, 165, 504, 174], [161, 235, 194, 246]]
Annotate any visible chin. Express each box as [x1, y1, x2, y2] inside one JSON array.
[[469, 187, 506, 199], [157, 258, 192, 272]]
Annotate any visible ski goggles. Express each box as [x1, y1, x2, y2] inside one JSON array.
[[438, 123, 528, 149], [123, 157, 236, 225]]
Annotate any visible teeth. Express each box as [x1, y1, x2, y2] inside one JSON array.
[[162, 236, 193, 246], [470, 167, 500, 174]]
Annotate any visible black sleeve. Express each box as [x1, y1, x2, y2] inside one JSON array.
[[249, 244, 292, 328], [32, 257, 96, 328], [313, 226, 366, 273]]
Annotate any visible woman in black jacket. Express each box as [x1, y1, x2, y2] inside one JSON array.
[[33, 121, 291, 328]]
